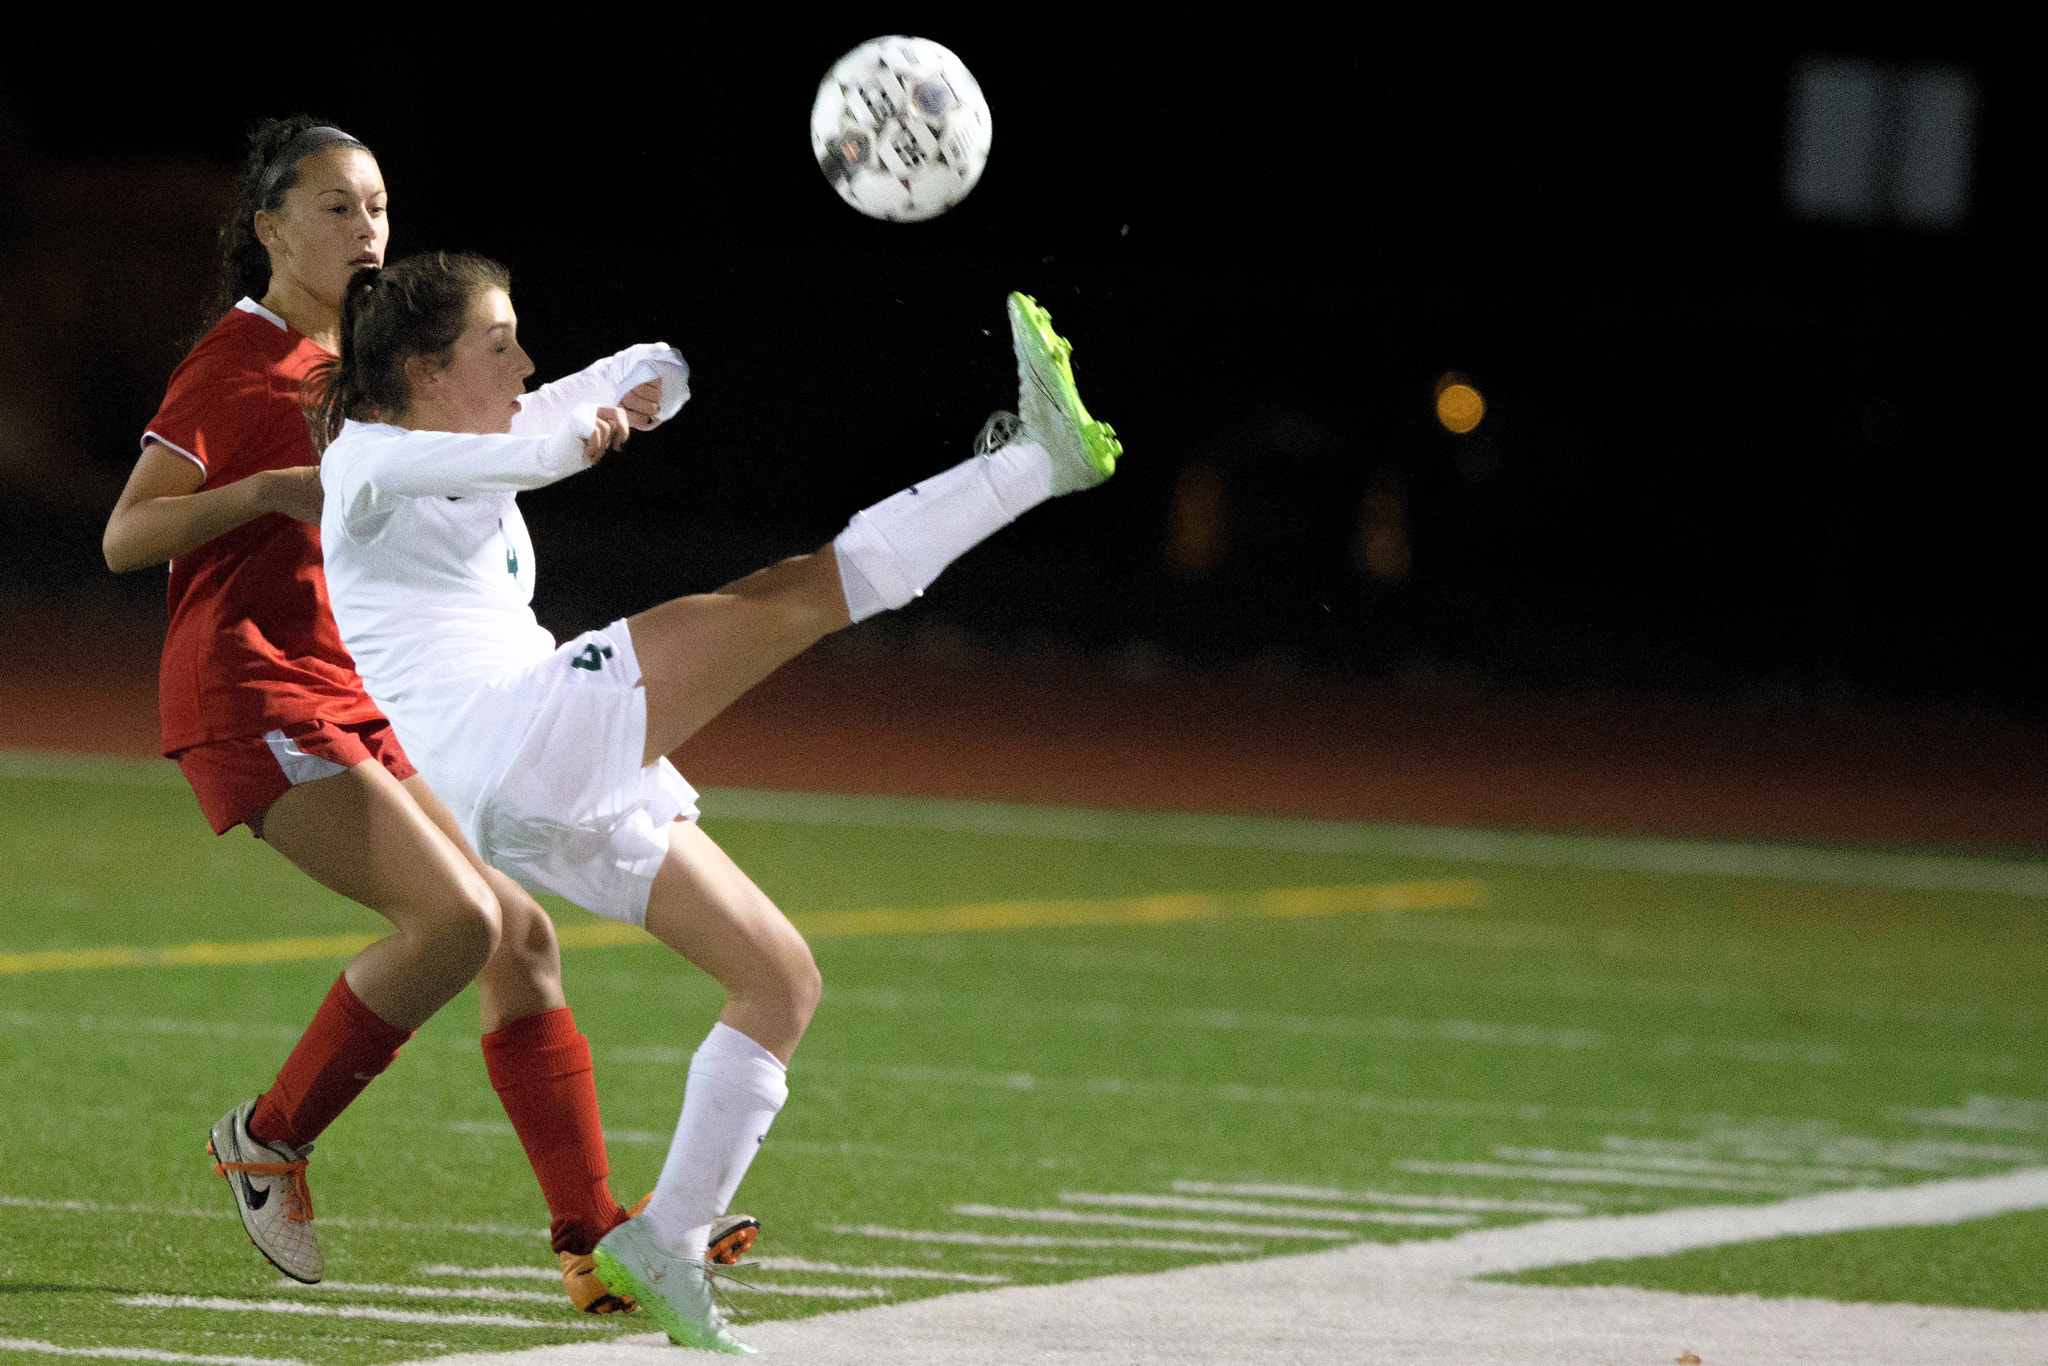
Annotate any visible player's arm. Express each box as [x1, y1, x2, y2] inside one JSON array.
[[329, 414, 630, 535], [510, 344, 688, 436], [102, 442, 324, 572]]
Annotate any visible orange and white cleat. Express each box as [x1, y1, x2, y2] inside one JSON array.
[[560, 1198, 760, 1313], [208, 1098, 321, 1284]]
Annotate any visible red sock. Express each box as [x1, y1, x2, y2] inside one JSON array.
[[248, 973, 412, 1151], [481, 1008, 629, 1255]]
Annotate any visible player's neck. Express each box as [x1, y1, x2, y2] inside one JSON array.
[[258, 279, 343, 354]]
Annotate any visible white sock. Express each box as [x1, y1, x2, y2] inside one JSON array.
[[834, 441, 1054, 622], [639, 1022, 788, 1259]]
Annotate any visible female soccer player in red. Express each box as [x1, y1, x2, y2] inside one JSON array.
[[100, 117, 737, 1309]]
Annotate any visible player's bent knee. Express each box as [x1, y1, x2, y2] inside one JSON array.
[[499, 895, 561, 967], [420, 876, 503, 975]]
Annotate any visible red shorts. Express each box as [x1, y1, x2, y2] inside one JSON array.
[[172, 717, 417, 834]]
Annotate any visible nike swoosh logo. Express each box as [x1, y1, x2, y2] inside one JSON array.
[[240, 1173, 269, 1211]]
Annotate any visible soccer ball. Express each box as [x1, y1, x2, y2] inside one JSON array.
[[811, 36, 992, 222]]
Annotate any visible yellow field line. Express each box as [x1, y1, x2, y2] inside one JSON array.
[[0, 879, 1485, 975]]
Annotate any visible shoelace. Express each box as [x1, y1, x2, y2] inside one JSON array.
[[214, 1158, 315, 1223]]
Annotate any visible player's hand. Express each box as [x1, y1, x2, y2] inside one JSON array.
[[620, 380, 663, 430], [584, 408, 632, 463], [260, 466, 326, 524]]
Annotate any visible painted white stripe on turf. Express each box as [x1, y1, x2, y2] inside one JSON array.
[[114, 1296, 605, 1331], [1490, 1146, 1890, 1183], [276, 1280, 560, 1304], [447, 1120, 661, 1145], [1382, 1163, 2048, 1276], [1395, 1160, 1820, 1194], [952, 1204, 1361, 1238], [749, 1257, 1009, 1283], [0, 1194, 544, 1240], [1892, 1094, 2048, 1134], [718, 1284, 888, 1299], [1058, 1192, 1477, 1226], [0, 1339, 310, 1366], [417, 1265, 561, 1282], [0, 1195, 233, 1221], [825, 1224, 1255, 1254], [1170, 1180, 1586, 1215]]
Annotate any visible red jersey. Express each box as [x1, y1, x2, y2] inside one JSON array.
[[144, 299, 384, 754]]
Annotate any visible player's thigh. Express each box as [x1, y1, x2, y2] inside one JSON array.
[[627, 549, 846, 760], [643, 820, 817, 999], [258, 760, 493, 922]]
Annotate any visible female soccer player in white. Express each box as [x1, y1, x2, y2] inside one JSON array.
[[314, 250, 1119, 1352], [101, 119, 736, 1311]]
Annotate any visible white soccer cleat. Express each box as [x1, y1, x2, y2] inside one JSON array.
[[561, 1207, 761, 1314], [1006, 291, 1121, 495], [207, 1098, 321, 1284], [593, 1216, 755, 1354]]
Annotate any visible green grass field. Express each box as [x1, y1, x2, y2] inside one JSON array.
[[3, 749, 2045, 1364]]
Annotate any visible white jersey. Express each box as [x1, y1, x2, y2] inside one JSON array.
[[321, 343, 689, 829]]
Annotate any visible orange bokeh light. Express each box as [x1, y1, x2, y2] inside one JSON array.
[[1435, 377, 1485, 434]]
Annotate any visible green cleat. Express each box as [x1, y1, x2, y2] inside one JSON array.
[[593, 1216, 754, 1354], [1006, 291, 1122, 494]]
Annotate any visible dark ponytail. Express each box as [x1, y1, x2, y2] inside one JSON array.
[[207, 115, 371, 323], [308, 251, 512, 450]]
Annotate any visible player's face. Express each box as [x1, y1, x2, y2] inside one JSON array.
[[259, 147, 389, 307], [427, 289, 534, 434]]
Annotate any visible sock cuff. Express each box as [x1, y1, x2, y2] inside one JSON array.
[[834, 512, 919, 620], [482, 1007, 594, 1086], [689, 1022, 790, 1104], [331, 972, 415, 1053]]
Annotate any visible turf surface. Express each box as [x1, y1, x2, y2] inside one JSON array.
[[1506, 1208, 2048, 1312], [3, 750, 2046, 1363]]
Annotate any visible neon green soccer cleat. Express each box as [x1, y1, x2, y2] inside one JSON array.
[[1006, 291, 1122, 494], [593, 1216, 754, 1354]]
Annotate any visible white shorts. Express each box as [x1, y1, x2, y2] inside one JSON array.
[[474, 620, 698, 925]]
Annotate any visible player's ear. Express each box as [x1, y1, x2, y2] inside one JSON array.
[[403, 351, 440, 396], [253, 210, 280, 253]]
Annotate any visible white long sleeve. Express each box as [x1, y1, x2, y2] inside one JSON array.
[[511, 342, 690, 438], [324, 419, 595, 541]]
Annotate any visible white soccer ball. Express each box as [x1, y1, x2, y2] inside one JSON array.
[[811, 36, 992, 222]]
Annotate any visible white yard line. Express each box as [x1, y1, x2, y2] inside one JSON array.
[[385, 1168, 2048, 1365], [276, 1281, 560, 1304], [748, 1259, 1009, 1284], [1057, 1192, 1477, 1226], [1396, 1160, 1819, 1194], [1, 1193, 543, 1240], [417, 1266, 563, 1282], [114, 1296, 605, 1332], [949, 1204, 1361, 1238], [824, 1225, 1256, 1254], [0, 1339, 308, 1366], [1170, 1179, 1585, 1214], [1490, 1146, 1890, 1183]]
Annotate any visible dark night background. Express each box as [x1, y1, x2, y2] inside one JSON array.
[[0, 25, 2036, 723]]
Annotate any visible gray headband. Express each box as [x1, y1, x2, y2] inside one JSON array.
[[257, 126, 361, 208]]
